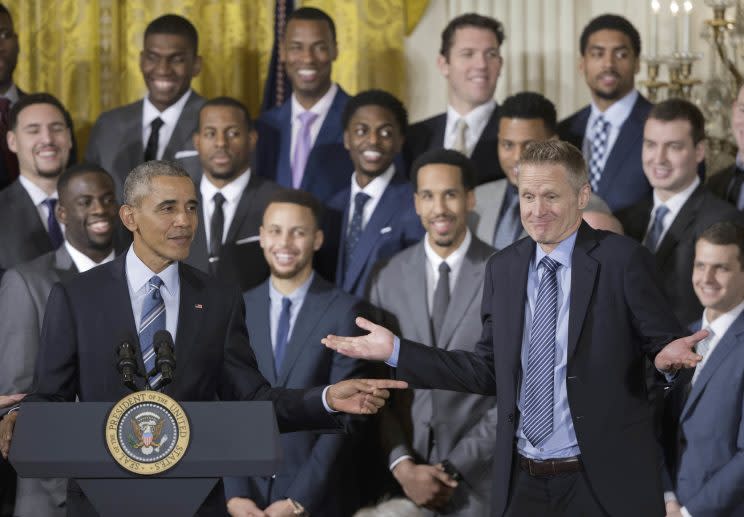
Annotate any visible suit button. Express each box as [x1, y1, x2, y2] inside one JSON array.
[[507, 413, 514, 423]]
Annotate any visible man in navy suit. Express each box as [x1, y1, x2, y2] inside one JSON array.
[[225, 190, 368, 517], [257, 7, 353, 203], [404, 13, 505, 186], [324, 140, 709, 517], [325, 90, 424, 297], [662, 221, 744, 517], [557, 14, 652, 212], [0, 161, 405, 517]]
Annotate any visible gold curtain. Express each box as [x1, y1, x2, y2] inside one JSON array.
[[4, 0, 428, 153]]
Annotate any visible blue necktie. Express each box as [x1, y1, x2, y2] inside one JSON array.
[[644, 205, 669, 252], [345, 192, 371, 263], [274, 297, 292, 376], [523, 256, 560, 447], [589, 115, 610, 191], [42, 198, 64, 249], [139, 276, 166, 388]]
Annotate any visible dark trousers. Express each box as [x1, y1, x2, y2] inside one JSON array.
[[504, 456, 609, 517]]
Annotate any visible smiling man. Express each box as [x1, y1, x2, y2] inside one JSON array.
[[404, 13, 505, 185], [617, 99, 744, 326], [0, 163, 118, 517], [186, 96, 282, 291], [557, 14, 652, 211], [257, 7, 353, 203], [0, 93, 73, 273], [324, 89, 423, 297], [85, 14, 205, 196]]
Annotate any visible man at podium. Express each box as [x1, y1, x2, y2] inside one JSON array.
[[0, 160, 404, 516]]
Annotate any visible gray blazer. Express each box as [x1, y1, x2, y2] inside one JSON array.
[[84, 91, 205, 196], [0, 246, 77, 517], [369, 236, 497, 517], [0, 180, 54, 273]]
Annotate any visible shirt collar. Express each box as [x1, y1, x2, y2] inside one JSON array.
[[446, 99, 497, 136], [143, 89, 192, 127], [534, 229, 578, 269], [589, 89, 638, 129], [199, 168, 251, 205], [291, 83, 338, 120], [269, 271, 315, 304], [702, 297, 744, 339], [64, 241, 115, 273], [18, 175, 56, 206], [423, 229, 472, 272], [2, 83, 19, 104], [125, 245, 180, 297], [652, 176, 700, 213], [350, 164, 395, 200]]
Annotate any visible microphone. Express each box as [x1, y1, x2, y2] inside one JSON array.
[[153, 330, 176, 388], [116, 337, 140, 392]]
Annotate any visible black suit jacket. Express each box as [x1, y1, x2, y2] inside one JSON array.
[[185, 174, 283, 292], [707, 163, 742, 207], [394, 222, 682, 517], [0, 180, 54, 274], [403, 107, 504, 185], [558, 93, 653, 212], [616, 185, 744, 326]]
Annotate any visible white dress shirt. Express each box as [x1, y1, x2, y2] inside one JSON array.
[[125, 246, 180, 343], [582, 89, 639, 171], [142, 89, 193, 160], [444, 100, 497, 157], [289, 83, 339, 160], [645, 176, 700, 245], [199, 169, 251, 245], [18, 175, 60, 233], [423, 230, 472, 313], [2, 83, 20, 104], [347, 165, 395, 230], [64, 241, 114, 273]]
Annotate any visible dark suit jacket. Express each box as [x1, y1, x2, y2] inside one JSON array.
[[0, 86, 26, 191], [403, 107, 504, 185], [185, 174, 283, 292], [257, 87, 353, 203], [394, 222, 683, 517], [707, 163, 742, 207], [224, 275, 368, 516], [616, 185, 744, 327], [84, 91, 205, 197], [0, 180, 55, 274], [558, 93, 653, 212], [325, 171, 424, 297], [662, 316, 744, 516]]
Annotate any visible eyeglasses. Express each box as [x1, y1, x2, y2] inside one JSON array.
[[0, 29, 16, 40]]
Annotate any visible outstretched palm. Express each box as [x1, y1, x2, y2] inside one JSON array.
[[322, 317, 395, 361]]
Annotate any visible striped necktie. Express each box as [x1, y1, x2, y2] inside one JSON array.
[[139, 275, 166, 388]]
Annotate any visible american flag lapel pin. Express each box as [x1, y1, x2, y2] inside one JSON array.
[[195, 303, 204, 310]]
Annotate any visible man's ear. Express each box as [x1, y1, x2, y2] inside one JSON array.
[[119, 205, 137, 232], [56, 202, 67, 226]]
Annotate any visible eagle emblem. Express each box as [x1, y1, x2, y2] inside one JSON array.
[[128, 411, 169, 455]]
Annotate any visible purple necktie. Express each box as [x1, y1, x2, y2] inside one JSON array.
[[292, 111, 319, 189], [42, 198, 64, 249]]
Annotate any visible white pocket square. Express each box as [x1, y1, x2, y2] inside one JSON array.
[[380, 226, 392, 234], [174, 150, 199, 159], [235, 235, 260, 245]]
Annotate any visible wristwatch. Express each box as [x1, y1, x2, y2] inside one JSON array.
[[287, 498, 307, 516]]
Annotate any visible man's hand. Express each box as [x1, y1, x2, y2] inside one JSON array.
[[665, 500, 682, 517], [0, 411, 18, 459], [0, 394, 24, 408], [654, 329, 708, 372], [327, 378, 408, 414], [227, 497, 266, 517], [322, 317, 395, 361], [264, 499, 298, 517], [392, 459, 457, 510]]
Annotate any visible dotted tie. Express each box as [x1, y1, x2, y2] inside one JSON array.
[[588, 115, 610, 191], [345, 192, 371, 262]]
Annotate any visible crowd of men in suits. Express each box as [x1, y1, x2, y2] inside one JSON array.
[[0, 3, 743, 517]]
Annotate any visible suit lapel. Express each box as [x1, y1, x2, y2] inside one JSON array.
[[655, 187, 704, 268], [114, 102, 145, 181], [105, 256, 141, 383], [568, 224, 599, 359], [343, 179, 401, 292], [507, 239, 533, 384], [52, 246, 79, 281], [171, 264, 206, 394], [439, 240, 487, 349], [681, 314, 744, 421], [429, 114, 447, 149], [11, 181, 52, 253], [276, 102, 293, 187], [277, 277, 332, 384], [190, 188, 210, 270], [163, 92, 203, 159], [247, 283, 276, 384], [470, 107, 499, 163], [569, 107, 590, 148], [225, 175, 258, 242], [402, 242, 434, 346]]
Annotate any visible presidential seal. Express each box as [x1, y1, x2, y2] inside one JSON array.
[[105, 391, 190, 475]]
